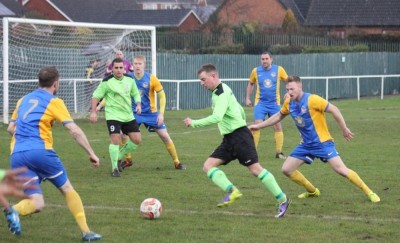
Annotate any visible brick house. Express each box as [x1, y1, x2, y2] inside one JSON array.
[[206, 0, 400, 37], [18, 0, 203, 31], [206, 0, 292, 31]]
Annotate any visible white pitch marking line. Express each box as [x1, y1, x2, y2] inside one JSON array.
[[46, 203, 399, 223]]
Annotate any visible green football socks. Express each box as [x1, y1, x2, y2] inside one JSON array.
[[258, 169, 287, 204], [207, 167, 234, 192], [118, 140, 138, 160], [109, 144, 119, 170]]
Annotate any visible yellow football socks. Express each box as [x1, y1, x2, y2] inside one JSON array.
[[346, 169, 373, 196], [120, 139, 132, 162], [253, 130, 261, 149], [119, 141, 138, 159], [274, 131, 284, 153], [289, 170, 317, 193], [13, 199, 36, 216], [165, 141, 180, 165], [65, 190, 90, 233]]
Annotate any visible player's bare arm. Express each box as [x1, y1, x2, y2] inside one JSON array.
[[326, 104, 354, 141], [135, 102, 142, 115], [6, 122, 16, 136], [157, 113, 164, 126], [90, 98, 99, 123], [64, 123, 100, 167], [249, 112, 286, 131], [183, 117, 192, 127], [245, 82, 254, 106]]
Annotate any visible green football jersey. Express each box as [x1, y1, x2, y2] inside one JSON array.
[[92, 74, 141, 122], [191, 83, 246, 135]]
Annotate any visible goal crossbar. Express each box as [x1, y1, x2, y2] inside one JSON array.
[[2, 17, 156, 123]]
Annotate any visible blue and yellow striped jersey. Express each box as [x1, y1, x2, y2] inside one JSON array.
[[10, 89, 74, 153], [281, 93, 333, 145], [132, 72, 163, 114], [249, 64, 288, 106]]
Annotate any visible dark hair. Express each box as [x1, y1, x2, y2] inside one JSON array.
[[38, 66, 59, 88], [112, 58, 124, 67], [261, 51, 272, 57], [285, 75, 302, 84], [197, 63, 218, 75]]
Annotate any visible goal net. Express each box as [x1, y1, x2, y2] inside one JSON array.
[[1, 17, 156, 123]]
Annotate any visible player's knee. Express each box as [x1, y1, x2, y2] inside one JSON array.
[[203, 163, 214, 173], [34, 199, 45, 212], [281, 167, 292, 176], [161, 136, 172, 144], [133, 137, 141, 144]]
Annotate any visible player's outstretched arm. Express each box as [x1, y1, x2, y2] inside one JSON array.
[[64, 123, 100, 167], [326, 104, 354, 141], [90, 98, 99, 123], [249, 112, 285, 131]]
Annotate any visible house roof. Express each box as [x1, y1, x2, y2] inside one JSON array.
[[134, 0, 223, 5], [0, 0, 25, 17], [108, 9, 202, 26], [48, 0, 138, 23], [0, 3, 15, 16], [305, 0, 400, 27], [279, 0, 312, 23], [135, 0, 197, 3]]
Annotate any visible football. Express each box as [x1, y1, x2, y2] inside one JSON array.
[[140, 198, 162, 219]]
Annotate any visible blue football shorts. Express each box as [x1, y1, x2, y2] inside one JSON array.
[[289, 141, 339, 164], [253, 102, 281, 120], [134, 112, 166, 132], [10, 149, 68, 195]]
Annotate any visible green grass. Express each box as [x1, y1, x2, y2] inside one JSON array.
[[0, 96, 399, 242]]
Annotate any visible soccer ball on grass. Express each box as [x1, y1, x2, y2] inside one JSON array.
[[140, 198, 162, 219]]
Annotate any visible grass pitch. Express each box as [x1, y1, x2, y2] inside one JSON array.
[[0, 96, 399, 242]]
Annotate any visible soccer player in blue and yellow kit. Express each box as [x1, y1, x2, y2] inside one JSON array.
[[6, 66, 102, 241], [184, 64, 291, 218], [90, 58, 142, 177], [129, 55, 186, 170], [249, 76, 380, 203], [246, 52, 288, 159]]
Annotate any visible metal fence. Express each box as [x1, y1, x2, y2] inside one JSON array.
[[2, 52, 400, 122], [161, 75, 400, 110]]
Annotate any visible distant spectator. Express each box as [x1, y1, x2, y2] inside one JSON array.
[[85, 59, 103, 82], [104, 51, 133, 76]]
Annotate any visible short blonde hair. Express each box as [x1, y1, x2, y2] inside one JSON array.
[[285, 75, 302, 84], [134, 55, 146, 62]]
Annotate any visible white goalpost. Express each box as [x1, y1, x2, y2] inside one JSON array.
[[1, 17, 156, 123]]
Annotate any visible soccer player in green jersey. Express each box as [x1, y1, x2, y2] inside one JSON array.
[[90, 58, 142, 177], [183, 64, 291, 218]]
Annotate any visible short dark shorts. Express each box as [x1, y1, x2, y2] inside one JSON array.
[[106, 119, 140, 135], [210, 126, 258, 166]]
